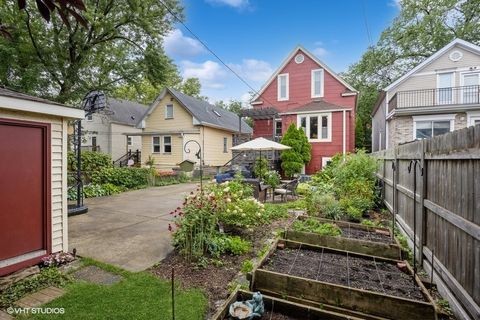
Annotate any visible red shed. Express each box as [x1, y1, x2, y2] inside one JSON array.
[[250, 46, 357, 174]]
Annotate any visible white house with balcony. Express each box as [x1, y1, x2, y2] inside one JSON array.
[[372, 39, 480, 151]]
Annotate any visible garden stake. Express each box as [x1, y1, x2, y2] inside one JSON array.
[[171, 267, 175, 320], [408, 159, 423, 286]]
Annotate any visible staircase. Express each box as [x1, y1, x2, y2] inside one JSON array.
[[113, 149, 141, 167]]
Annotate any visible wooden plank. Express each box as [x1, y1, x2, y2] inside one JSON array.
[[253, 269, 436, 320], [284, 230, 402, 260], [424, 200, 480, 240]]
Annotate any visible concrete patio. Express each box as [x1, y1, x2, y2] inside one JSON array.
[[68, 183, 197, 272]]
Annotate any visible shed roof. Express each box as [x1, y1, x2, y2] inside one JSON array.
[[0, 86, 84, 119], [139, 88, 253, 134]]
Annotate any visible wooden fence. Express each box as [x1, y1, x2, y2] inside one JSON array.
[[373, 125, 479, 320]]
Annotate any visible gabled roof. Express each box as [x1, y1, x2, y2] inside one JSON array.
[[279, 100, 352, 115], [107, 98, 148, 126], [252, 45, 357, 102], [138, 88, 253, 134], [384, 39, 480, 91]]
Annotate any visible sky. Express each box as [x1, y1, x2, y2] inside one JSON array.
[[164, 0, 401, 105]]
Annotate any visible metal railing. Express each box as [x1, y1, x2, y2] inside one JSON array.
[[388, 85, 480, 113]]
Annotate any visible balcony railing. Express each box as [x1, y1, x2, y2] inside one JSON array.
[[388, 85, 480, 113]]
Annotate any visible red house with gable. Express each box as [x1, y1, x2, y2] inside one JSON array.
[[249, 46, 357, 174]]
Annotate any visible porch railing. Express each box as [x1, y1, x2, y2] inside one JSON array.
[[388, 85, 480, 113]]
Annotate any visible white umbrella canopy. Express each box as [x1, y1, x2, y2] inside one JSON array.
[[230, 137, 291, 151]]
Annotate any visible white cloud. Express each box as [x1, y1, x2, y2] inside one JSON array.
[[164, 29, 205, 57], [228, 59, 273, 82], [389, 0, 401, 9], [314, 41, 324, 46], [240, 92, 253, 108], [181, 60, 227, 89], [206, 0, 249, 8], [312, 47, 329, 57]]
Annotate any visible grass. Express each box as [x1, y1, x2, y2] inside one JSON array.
[[24, 259, 207, 320]]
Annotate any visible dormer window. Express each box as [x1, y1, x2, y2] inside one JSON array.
[[311, 69, 324, 98], [277, 73, 289, 101]]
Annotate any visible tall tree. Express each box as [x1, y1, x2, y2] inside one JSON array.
[[344, 0, 480, 150], [280, 124, 311, 177], [216, 99, 253, 127], [0, 0, 182, 103]]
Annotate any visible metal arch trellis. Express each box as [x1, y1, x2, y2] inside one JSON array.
[[184, 139, 203, 192]]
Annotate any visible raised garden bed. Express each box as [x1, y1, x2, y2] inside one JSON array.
[[251, 240, 436, 320], [285, 217, 402, 260], [211, 289, 365, 320]]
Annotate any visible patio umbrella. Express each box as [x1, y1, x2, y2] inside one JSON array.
[[231, 137, 291, 168], [230, 137, 291, 151]]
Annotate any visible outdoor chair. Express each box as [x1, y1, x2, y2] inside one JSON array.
[[273, 179, 299, 202]]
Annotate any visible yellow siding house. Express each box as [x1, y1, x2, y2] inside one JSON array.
[[136, 88, 252, 170]]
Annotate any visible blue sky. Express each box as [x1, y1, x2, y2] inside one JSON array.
[[164, 0, 401, 104]]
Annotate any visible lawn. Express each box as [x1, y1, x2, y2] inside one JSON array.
[[26, 260, 207, 320]]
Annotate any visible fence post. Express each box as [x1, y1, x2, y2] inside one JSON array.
[[418, 139, 427, 266]]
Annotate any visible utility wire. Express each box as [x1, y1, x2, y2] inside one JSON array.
[[361, 0, 373, 47], [158, 0, 273, 106]]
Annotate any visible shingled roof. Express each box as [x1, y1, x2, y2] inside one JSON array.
[[279, 100, 352, 115], [139, 88, 252, 134], [107, 98, 148, 126]]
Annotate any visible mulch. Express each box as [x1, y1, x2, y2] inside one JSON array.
[[149, 216, 296, 317]]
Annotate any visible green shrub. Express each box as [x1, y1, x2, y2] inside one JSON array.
[[253, 157, 268, 180], [262, 203, 289, 221], [296, 182, 311, 195], [241, 259, 254, 273], [280, 123, 312, 177], [264, 170, 281, 189], [220, 197, 266, 228], [68, 151, 112, 173], [206, 234, 251, 257], [82, 183, 127, 198], [308, 192, 343, 220], [292, 218, 342, 236], [92, 167, 149, 189]]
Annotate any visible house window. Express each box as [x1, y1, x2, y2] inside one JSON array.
[[413, 115, 454, 139], [165, 104, 174, 119], [437, 72, 454, 104], [300, 116, 307, 133], [311, 69, 324, 98], [223, 137, 228, 153], [152, 136, 161, 153], [322, 157, 332, 169], [298, 113, 331, 142], [462, 72, 480, 104], [163, 136, 172, 153], [275, 119, 282, 137], [86, 114, 93, 121], [277, 74, 289, 101], [91, 136, 97, 147], [127, 136, 132, 146], [467, 111, 480, 127]]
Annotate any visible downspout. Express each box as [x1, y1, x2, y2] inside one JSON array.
[[342, 110, 346, 160]]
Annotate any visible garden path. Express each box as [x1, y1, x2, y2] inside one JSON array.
[[69, 183, 197, 271]]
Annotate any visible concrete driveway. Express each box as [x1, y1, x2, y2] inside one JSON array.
[[68, 183, 197, 272]]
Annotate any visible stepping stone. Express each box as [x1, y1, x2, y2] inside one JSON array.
[[16, 287, 65, 308], [72, 266, 123, 285], [0, 310, 14, 320]]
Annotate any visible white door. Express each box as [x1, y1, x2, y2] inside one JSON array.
[[462, 73, 480, 104], [437, 72, 454, 104]]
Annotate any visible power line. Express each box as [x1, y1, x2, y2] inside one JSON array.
[[158, 0, 273, 106], [361, 0, 373, 46]]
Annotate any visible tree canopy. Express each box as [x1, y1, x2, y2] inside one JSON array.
[[344, 0, 480, 150], [0, 0, 183, 104]]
